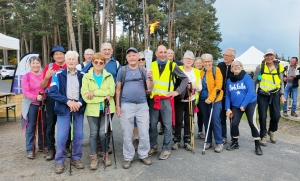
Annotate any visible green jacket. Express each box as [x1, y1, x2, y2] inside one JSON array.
[[81, 68, 116, 116]]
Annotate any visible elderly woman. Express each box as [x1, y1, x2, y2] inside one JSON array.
[[225, 61, 262, 155], [48, 51, 86, 174], [199, 54, 224, 153], [81, 52, 115, 170], [194, 57, 203, 70], [138, 52, 146, 68], [172, 50, 202, 151], [21, 56, 44, 159]]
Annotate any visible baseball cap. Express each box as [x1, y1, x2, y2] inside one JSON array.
[[50, 45, 66, 57], [126, 47, 138, 54], [264, 48, 275, 56]]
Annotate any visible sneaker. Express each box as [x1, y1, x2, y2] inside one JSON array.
[[123, 161, 131, 169], [148, 145, 158, 156], [140, 157, 152, 165], [27, 152, 34, 159], [260, 136, 267, 146], [291, 112, 298, 117], [133, 139, 139, 151], [71, 160, 84, 169], [222, 137, 227, 144], [184, 143, 193, 151], [159, 150, 171, 160], [171, 142, 180, 150], [54, 164, 65, 174], [267, 130, 277, 143], [205, 143, 212, 150], [283, 111, 288, 117], [46, 149, 55, 161], [214, 144, 224, 153], [197, 132, 205, 140]]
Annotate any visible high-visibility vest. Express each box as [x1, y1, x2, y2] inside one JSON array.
[[178, 66, 200, 101], [150, 60, 175, 98], [259, 62, 284, 92]]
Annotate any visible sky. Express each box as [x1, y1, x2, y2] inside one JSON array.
[[214, 0, 300, 60]]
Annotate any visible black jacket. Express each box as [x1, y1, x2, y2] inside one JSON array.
[[217, 61, 234, 95]]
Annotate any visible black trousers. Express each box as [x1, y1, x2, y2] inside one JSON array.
[[197, 101, 203, 133]]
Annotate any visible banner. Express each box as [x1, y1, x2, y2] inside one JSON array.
[[144, 49, 153, 71]]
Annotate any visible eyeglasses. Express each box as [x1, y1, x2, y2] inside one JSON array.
[[139, 58, 145, 61], [223, 54, 232, 57], [93, 60, 104, 65], [233, 64, 241, 67]]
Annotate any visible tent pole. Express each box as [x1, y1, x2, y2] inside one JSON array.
[[17, 50, 20, 94]]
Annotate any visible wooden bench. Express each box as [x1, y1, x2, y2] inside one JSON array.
[[0, 103, 17, 122]]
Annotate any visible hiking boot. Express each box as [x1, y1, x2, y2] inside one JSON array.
[[254, 140, 263, 155], [226, 138, 239, 151], [260, 136, 267, 146], [54, 164, 65, 174], [140, 157, 152, 165], [89, 154, 98, 170], [283, 111, 288, 117], [205, 143, 212, 150], [46, 149, 55, 161], [103, 153, 112, 167], [148, 145, 158, 156], [184, 143, 193, 151], [123, 161, 131, 169], [27, 152, 34, 159], [197, 132, 205, 140], [133, 139, 139, 151], [291, 112, 298, 117], [159, 150, 171, 160], [65, 147, 71, 158], [267, 130, 277, 143], [222, 137, 227, 144], [158, 126, 164, 135], [171, 142, 180, 150], [214, 144, 224, 153], [71, 160, 84, 169]]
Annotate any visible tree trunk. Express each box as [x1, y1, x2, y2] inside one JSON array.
[[2, 15, 8, 65], [29, 32, 33, 52], [67, 25, 71, 50], [112, 0, 116, 56], [133, 1, 138, 48], [92, 25, 96, 51], [101, 0, 106, 43], [57, 25, 61, 45], [96, 2, 102, 50], [142, 0, 147, 50], [42, 36, 47, 66], [66, 0, 77, 51], [77, 17, 83, 62], [53, 26, 58, 45]]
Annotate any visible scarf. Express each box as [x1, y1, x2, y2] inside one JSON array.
[[156, 59, 168, 66], [230, 70, 246, 82]]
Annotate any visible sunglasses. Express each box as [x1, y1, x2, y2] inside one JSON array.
[[93, 60, 104, 65], [139, 58, 145, 61]]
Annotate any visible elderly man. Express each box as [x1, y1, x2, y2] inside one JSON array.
[[148, 45, 188, 160], [282, 57, 300, 117], [253, 49, 286, 146], [41, 45, 67, 160], [48, 51, 86, 174], [116, 47, 153, 169], [217, 48, 235, 144], [76, 48, 94, 71]]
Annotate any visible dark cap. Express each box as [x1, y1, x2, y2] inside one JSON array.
[[50, 45, 66, 57], [126, 47, 138, 54]]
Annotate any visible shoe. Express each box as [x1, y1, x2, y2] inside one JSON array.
[[27, 152, 34, 159], [133, 139, 139, 151], [65, 147, 71, 158], [123, 161, 131, 169], [283, 111, 288, 117], [148, 145, 158, 156], [197, 132, 205, 140], [214, 144, 224, 153], [71, 160, 84, 169], [103, 153, 112, 167], [171, 142, 180, 150], [184, 143, 193, 151], [254, 140, 263, 155], [140, 157, 152, 165], [267, 130, 277, 143], [38, 147, 43, 152], [89, 154, 98, 170], [205, 143, 212, 150], [46, 149, 55, 161], [158, 126, 164, 135], [291, 112, 298, 117], [159, 150, 171, 160], [222, 137, 227, 144], [226, 138, 239, 151], [260, 136, 267, 146], [54, 164, 65, 174]]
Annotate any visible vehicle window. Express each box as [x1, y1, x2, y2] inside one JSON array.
[[5, 67, 16, 70]]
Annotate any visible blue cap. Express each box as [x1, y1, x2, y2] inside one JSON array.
[[126, 47, 138, 54], [50, 45, 66, 57]]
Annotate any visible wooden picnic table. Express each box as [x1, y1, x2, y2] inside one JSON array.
[[0, 92, 17, 122]]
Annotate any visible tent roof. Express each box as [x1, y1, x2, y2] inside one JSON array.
[[235, 46, 264, 64], [0, 33, 19, 50]]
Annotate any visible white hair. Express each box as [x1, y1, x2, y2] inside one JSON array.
[[65, 50, 79, 60], [101, 42, 112, 49], [183, 50, 195, 60], [226, 48, 236, 58], [231, 60, 243, 71], [201, 53, 213, 61], [84, 48, 94, 54], [138, 52, 145, 58]]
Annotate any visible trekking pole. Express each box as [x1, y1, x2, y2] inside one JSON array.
[[39, 91, 46, 157], [106, 100, 117, 168], [188, 82, 195, 154], [202, 89, 221, 155], [69, 112, 74, 176], [103, 100, 108, 170], [32, 91, 44, 158]]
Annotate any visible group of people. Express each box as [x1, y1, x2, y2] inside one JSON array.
[[21, 42, 298, 174]]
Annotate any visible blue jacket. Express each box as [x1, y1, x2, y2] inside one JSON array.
[[225, 73, 256, 110], [48, 69, 86, 116]]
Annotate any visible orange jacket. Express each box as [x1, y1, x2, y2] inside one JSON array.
[[200, 67, 223, 102]]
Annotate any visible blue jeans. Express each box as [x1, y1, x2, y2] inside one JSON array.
[[25, 104, 39, 153], [283, 84, 298, 112], [55, 109, 84, 164], [87, 112, 107, 155]]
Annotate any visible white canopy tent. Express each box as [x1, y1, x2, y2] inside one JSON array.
[[235, 46, 289, 73], [0, 33, 20, 93]]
